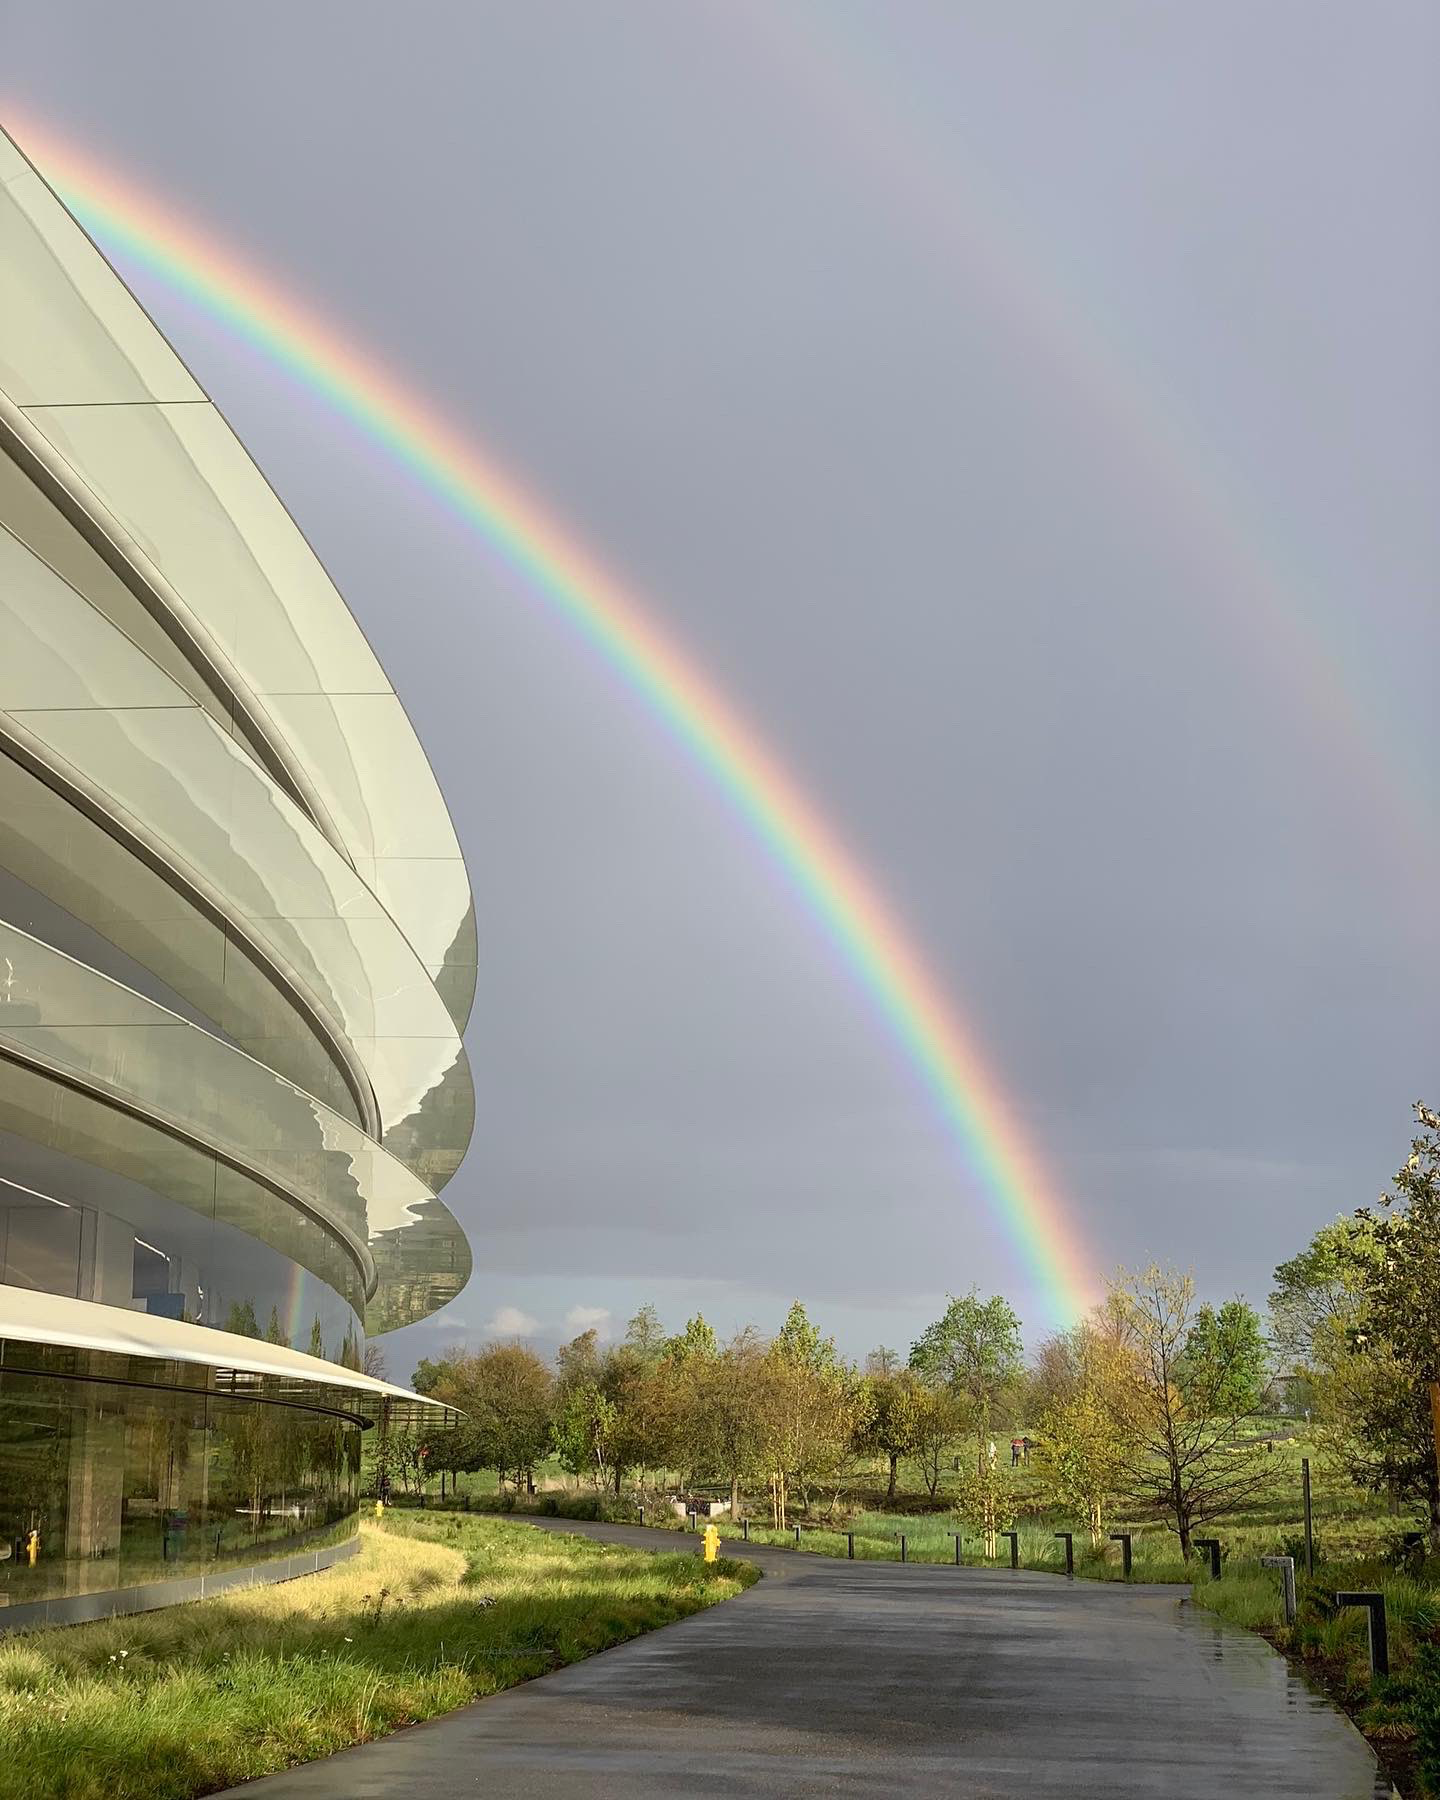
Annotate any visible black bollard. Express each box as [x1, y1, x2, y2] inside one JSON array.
[[951, 1532, 963, 1566], [1055, 1531, 1074, 1577], [847, 1532, 855, 1560], [637, 1503, 645, 1526], [742, 1518, 750, 1542], [1336, 1591, 1389, 1677], [1109, 1532, 1133, 1577], [1194, 1538, 1222, 1582], [898, 1533, 907, 1563], [1002, 1530, 1019, 1570], [793, 1524, 802, 1547]]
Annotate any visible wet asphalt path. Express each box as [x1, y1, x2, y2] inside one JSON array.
[[216, 1518, 1389, 1799]]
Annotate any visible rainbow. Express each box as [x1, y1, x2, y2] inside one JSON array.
[[5, 117, 1094, 1324]]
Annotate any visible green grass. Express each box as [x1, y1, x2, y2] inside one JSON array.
[[0, 1513, 756, 1800]]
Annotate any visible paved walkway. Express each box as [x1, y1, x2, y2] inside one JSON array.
[[218, 1519, 1389, 1799]]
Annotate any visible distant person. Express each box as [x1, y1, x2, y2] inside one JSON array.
[[1010, 1438, 1022, 1467]]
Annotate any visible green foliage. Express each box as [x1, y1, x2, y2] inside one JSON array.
[[1109, 1265, 1273, 1554], [1269, 1214, 1380, 1369], [624, 1304, 669, 1363], [1309, 1107, 1440, 1546], [1176, 1300, 1267, 1417], [773, 1301, 836, 1373], [908, 1291, 1023, 1449], [664, 1313, 720, 1366], [862, 1371, 927, 1500]]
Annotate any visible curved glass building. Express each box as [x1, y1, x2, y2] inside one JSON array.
[[0, 125, 474, 1628]]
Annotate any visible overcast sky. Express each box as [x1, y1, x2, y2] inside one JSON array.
[[4, 2, 1437, 1373]]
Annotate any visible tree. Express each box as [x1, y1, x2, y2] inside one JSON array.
[[952, 1442, 1012, 1557], [774, 1301, 837, 1374], [552, 1382, 619, 1488], [664, 1313, 720, 1367], [1108, 1266, 1270, 1556], [1335, 1106, 1440, 1547], [1029, 1317, 1137, 1546], [1176, 1301, 1267, 1418], [625, 1304, 668, 1363], [866, 1346, 902, 1378], [911, 1384, 969, 1500], [422, 1345, 552, 1490], [1269, 1216, 1381, 1371], [863, 1369, 927, 1502], [909, 1291, 1023, 1470], [677, 1330, 773, 1518]]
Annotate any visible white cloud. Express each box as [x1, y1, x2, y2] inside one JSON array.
[[486, 1305, 539, 1336], [564, 1304, 612, 1337]]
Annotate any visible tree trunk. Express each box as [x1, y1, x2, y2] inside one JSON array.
[[614, 1463, 622, 1497], [886, 1454, 898, 1503], [729, 1472, 739, 1522]]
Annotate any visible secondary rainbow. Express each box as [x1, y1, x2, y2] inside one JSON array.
[[6, 117, 1094, 1324]]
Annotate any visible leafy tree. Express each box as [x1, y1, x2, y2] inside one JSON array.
[[1269, 1216, 1381, 1369], [1108, 1266, 1270, 1555], [624, 1304, 668, 1363], [265, 1306, 287, 1347], [427, 1345, 553, 1490], [1328, 1106, 1440, 1547], [774, 1301, 837, 1374], [952, 1444, 1012, 1557], [863, 1369, 927, 1501], [553, 1382, 619, 1487], [909, 1291, 1023, 1469], [911, 1384, 969, 1500], [307, 1316, 325, 1359], [677, 1330, 773, 1518], [664, 1313, 720, 1366], [865, 1346, 902, 1378], [755, 1345, 866, 1527], [555, 1327, 604, 1389], [1176, 1301, 1267, 1417]]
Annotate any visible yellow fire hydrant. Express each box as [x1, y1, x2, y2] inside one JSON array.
[[703, 1523, 720, 1564], [26, 1529, 39, 1567], [373, 1499, 385, 1521]]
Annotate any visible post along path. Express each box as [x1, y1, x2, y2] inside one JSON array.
[[216, 1517, 1390, 1799]]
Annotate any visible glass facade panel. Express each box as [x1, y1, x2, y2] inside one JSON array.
[[0, 1064, 368, 1341], [0, 928, 470, 1334], [8, 704, 468, 1150], [0, 1350, 361, 1611], [0, 447, 237, 726]]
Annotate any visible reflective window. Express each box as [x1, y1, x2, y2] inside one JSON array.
[[0, 1351, 361, 1609]]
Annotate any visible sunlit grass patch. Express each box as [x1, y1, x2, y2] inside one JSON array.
[[0, 1515, 754, 1800]]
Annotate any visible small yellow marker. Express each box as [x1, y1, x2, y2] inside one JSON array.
[[373, 1499, 385, 1520], [703, 1523, 720, 1564]]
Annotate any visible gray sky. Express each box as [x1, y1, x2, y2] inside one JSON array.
[[4, 2, 1437, 1373]]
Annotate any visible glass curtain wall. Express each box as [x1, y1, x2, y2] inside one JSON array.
[[0, 1345, 363, 1612]]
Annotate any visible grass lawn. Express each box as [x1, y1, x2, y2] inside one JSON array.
[[0, 1513, 755, 1800]]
